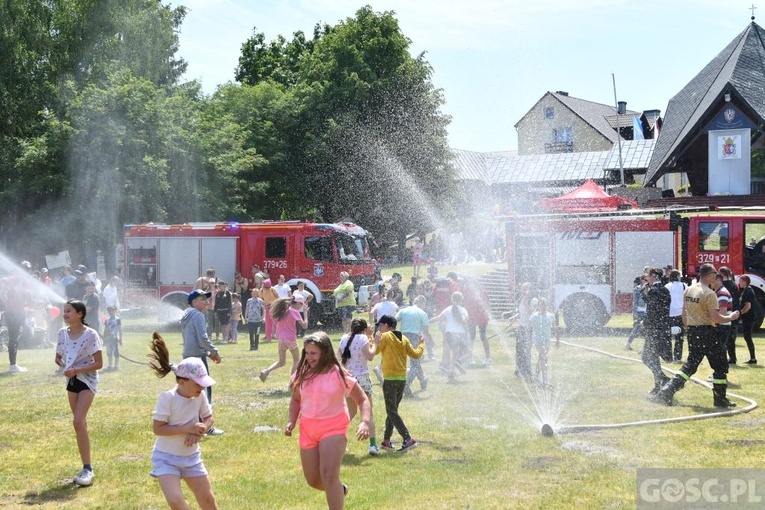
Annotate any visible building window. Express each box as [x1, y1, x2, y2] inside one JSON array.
[[553, 127, 573, 143], [545, 107, 555, 119]]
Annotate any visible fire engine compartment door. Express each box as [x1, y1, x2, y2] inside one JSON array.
[[201, 237, 237, 284], [159, 238, 200, 285], [614, 231, 675, 295], [553, 231, 610, 313]]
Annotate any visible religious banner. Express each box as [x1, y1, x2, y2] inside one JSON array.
[[718, 134, 741, 159], [708, 128, 750, 195]]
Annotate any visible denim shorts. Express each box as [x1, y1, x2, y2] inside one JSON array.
[[150, 448, 208, 479], [338, 306, 355, 320]]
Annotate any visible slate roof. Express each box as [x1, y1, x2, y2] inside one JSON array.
[[550, 92, 639, 143], [604, 139, 656, 170], [452, 140, 655, 186], [452, 149, 491, 183], [645, 22, 765, 184], [487, 150, 609, 184]]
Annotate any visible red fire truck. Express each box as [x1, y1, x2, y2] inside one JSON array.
[[505, 209, 765, 331], [123, 221, 375, 325]]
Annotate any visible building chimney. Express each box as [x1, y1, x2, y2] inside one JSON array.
[[617, 101, 627, 114], [555, 91, 569, 96]]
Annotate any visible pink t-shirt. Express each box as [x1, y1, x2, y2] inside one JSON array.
[[296, 366, 357, 420], [275, 307, 302, 341]]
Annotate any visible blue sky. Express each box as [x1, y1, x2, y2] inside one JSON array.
[[175, 0, 759, 152]]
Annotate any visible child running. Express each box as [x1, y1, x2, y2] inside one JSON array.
[[260, 295, 308, 382], [147, 332, 218, 510], [285, 332, 371, 510], [373, 315, 424, 452], [430, 292, 469, 383], [55, 299, 103, 487], [337, 318, 380, 455], [528, 298, 559, 387]]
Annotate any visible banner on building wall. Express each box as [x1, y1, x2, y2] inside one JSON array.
[[708, 129, 750, 195], [718, 134, 741, 159]]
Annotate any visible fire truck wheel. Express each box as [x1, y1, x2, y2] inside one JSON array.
[[560, 293, 609, 334], [159, 294, 189, 328]]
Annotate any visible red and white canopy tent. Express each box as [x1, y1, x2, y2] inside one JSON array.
[[538, 179, 638, 212]]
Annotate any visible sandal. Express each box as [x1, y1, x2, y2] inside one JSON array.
[[342, 484, 348, 497]]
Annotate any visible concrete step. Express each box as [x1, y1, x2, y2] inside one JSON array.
[[474, 266, 514, 320]]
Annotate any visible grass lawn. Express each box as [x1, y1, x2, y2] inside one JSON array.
[[1, 308, 763, 509]]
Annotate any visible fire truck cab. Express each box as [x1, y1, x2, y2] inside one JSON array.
[[123, 221, 375, 325], [686, 213, 765, 315]]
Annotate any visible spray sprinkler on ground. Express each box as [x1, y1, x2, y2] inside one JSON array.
[[540, 424, 555, 437]]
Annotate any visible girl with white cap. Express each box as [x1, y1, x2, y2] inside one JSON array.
[[147, 332, 219, 510]]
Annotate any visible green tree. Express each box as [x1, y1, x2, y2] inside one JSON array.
[[235, 26, 328, 87], [0, 0, 191, 261], [61, 70, 262, 266], [236, 6, 458, 257]]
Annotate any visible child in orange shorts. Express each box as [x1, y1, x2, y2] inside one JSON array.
[[285, 332, 371, 509]]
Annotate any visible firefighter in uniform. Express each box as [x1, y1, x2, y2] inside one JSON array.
[[642, 268, 672, 395], [656, 263, 740, 407]]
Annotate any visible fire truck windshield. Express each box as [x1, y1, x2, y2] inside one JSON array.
[[334, 233, 369, 263]]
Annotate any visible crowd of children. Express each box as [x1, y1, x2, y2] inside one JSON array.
[[26, 259, 529, 510]]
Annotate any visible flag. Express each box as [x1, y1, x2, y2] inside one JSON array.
[[633, 115, 645, 140]]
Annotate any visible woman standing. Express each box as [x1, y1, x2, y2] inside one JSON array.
[[738, 275, 758, 364], [54, 299, 103, 486], [259, 279, 280, 342]]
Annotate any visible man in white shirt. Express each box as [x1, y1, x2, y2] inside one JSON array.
[[274, 274, 292, 299]]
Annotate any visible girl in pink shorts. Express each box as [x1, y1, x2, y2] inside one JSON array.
[[259, 296, 308, 382], [285, 332, 371, 509]]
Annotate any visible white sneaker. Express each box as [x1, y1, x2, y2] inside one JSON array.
[[368, 444, 380, 456], [74, 468, 94, 486], [206, 426, 225, 436], [373, 366, 383, 385], [259, 370, 268, 382], [483, 358, 492, 366], [9, 364, 28, 373]]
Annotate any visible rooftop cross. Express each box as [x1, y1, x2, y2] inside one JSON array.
[[752, 3, 757, 21]]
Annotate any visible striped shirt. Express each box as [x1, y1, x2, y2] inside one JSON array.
[[716, 286, 732, 326]]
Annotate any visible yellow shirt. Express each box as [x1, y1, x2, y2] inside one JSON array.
[[376, 331, 424, 379], [683, 282, 718, 326], [333, 280, 356, 308], [259, 287, 279, 305]]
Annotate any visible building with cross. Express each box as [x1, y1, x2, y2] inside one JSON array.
[[645, 19, 765, 198], [453, 18, 765, 212]]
